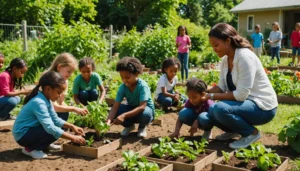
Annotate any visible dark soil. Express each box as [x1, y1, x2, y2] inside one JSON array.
[[107, 163, 165, 171], [221, 155, 282, 171], [147, 152, 208, 164]]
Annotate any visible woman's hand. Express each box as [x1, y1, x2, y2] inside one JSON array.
[[72, 125, 85, 136], [73, 107, 89, 116], [201, 93, 211, 101], [71, 135, 86, 145], [22, 89, 31, 95], [189, 120, 198, 136], [113, 115, 125, 125]]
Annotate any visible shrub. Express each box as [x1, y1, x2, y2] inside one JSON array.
[[189, 50, 201, 67], [199, 47, 220, 64], [115, 28, 142, 58]]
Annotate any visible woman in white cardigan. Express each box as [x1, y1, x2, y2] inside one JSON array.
[[198, 23, 278, 149]]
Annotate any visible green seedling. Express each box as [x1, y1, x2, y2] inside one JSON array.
[[86, 136, 94, 147], [222, 151, 230, 164]]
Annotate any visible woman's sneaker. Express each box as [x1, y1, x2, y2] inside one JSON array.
[[216, 132, 240, 141], [137, 127, 147, 138], [120, 125, 135, 136], [202, 130, 212, 141], [48, 143, 61, 151], [229, 132, 261, 149], [22, 148, 47, 159]]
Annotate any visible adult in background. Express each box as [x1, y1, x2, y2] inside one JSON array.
[[199, 23, 278, 149]]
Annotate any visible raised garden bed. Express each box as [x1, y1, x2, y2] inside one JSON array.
[[143, 68, 150, 72], [149, 71, 158, 75], [141, 139, 217, 171], [152, 118, 163, 126], [267, 66, 300, 71], [176, 83, 186, 87], [212, 151, 288, 171], [96, 150, 173, 171], [63, 132, 122, 158], [277, 95, 300, 105]]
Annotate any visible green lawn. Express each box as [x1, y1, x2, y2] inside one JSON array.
[[257, 104, 300, 134]]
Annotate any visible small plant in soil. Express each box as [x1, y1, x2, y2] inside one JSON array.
[[234, 142, 281, 171], [151, 136, 208, 163], [120, 150, 159, 171], [86, 135, 94, 147], [221, 151, 230, 164]]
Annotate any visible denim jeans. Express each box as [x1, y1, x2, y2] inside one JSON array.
[[78, 89, 99, 106], [178, 108, 210, 131], [57, 112, 69, 121], [157, 90, 187, 109], [17, 125, 57, 151], [0, 96, 21, 118], [116, 104, 154, 129], [271, 46, 280, 64], [199, 100, 277, 137], [292, 47, 300, 56], [178, 53, 189, 80]]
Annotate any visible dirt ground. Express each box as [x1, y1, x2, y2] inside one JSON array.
[[0, 113, 299, 171]]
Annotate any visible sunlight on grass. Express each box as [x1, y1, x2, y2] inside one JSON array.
[[257, 104, 300, 134]]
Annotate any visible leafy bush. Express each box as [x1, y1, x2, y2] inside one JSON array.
[[279, 112, 300, 153], [115, 28, 142, 58], [29, 20, 108, 74], [199, 47, 220, 64], [189, 50, 201, 67]]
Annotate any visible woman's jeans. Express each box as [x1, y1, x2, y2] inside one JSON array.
[[115, 104, 154, 129], [178, 53, 189, 80], [0, 96, 20, 119], [271, 46, 280, 64], [156, 90, 187, 109], [78, 89, 99, 106], [198, 100, 276, 137]]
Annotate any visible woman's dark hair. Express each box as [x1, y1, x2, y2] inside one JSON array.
[[162, 58, 181, 74], [208, 23, 253, 51], [78, 57, 96, 71], [177, 25, 188, 36], [186, 78, 207, 94], [0, 52, 4, 58], [5, 58, 27, 90], [116, 57, 142, 74], [24, 71, 66, 105]]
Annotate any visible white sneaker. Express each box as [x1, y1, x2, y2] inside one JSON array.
[[8, 115, 16, 120], [137, 127, 147, 138], [202, 130, 212, 140], [216, 132, 240, 141], [229, 132, 261, 149], [48, 143, 61, 151], [120, 125, 135, 136], [22, 148, 48, 159]]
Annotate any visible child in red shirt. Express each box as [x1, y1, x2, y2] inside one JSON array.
[[290, 23, 300, 66]]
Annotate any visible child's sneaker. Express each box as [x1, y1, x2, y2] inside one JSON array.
[[120, 125, 135, 136], [229, 132, 261, 149], [202, 130, 212, 140], [137, 127, 147, 138], [22, 148, 47, 159], [48, 143, 61, 151]]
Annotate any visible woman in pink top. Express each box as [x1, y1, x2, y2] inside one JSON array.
[[0, 58, 30, 121], [176, 25, 191, 81]]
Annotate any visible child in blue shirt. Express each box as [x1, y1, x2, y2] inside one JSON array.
[[73, 57, 106, 106], [106, 57, 155, 138], [13, 71, 86, 159], [251, 24, 264, 57]]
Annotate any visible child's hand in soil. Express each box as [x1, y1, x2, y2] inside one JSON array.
[[72, 125, 85, 136], [169, 131, 180, 139], [189, 120, 198, 136], [73, 107, 89, 116], [71, 135, 86, 145], [113, 115, 125, 125]]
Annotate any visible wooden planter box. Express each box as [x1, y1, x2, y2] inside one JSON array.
[[157, 69, 162, 74], [143, 68, 150, 72], [140, 146, 217, 171], [278, 66, 300, 71], [96, 156, 173, 171], [63, 138, 122, 158], [176, 83, 186, 87], [277, 95, 300, 105], [149, 71, 157, 75], [105, 98, 115, 106], [280, 51, 290, 58], [212, 151, 288, 171], [152, 118, 163, 126], [266, 66, 279, 71]]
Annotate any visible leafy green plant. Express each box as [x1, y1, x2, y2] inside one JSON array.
[[122, 150, 159, 171], [86, 135, 94, 147], [154, 108, 164, 119], [279, 112, 300, 153], [200, 47, 220, 64], [222, 151, 230, 164], [235, 142, 281, 171], [140, 73, 159, 93]]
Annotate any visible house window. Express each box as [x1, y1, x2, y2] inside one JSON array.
[[247, 15, 254, 32]]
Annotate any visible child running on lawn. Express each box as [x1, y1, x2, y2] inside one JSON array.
[[73, 57, 106, 106], [155, 58, 186, 111], [12, 71, 86, 159], [170, 78, 214, 140], [106, 57, 155, 138]]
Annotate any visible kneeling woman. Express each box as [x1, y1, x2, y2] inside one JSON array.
[[200, 23, 278, 149], [13, 71, 86, 159]]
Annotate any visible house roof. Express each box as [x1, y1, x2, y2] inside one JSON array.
[[231, 0, 300, 13]]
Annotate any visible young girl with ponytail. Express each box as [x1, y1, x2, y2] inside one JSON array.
[[13, 71, 86, 159]]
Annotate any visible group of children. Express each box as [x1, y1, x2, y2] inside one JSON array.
[[251, 22, 300, 66], [0, 49, 213, 159]]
